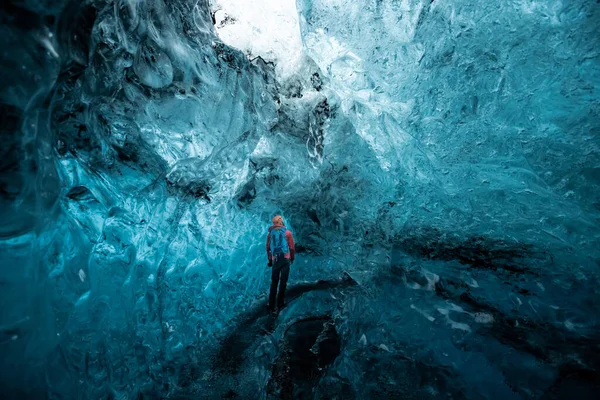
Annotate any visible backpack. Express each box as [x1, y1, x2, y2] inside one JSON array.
[[270, 227, 289, 258]]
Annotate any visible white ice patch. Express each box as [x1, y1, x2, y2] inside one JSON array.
[[359, 334, 367, 346], [510, 293, 523, 307], [467, 278, 479, 288], [448, 320, 471, 332], [564, 320, 575, 331], [411, 304, 436, 322], [78, 269, 86, 282], [251, 135, 274, 157], [437, 307, 449, 316], [211, 0, 304, 78], [437, 302, 480, 332], [473, 312, 494, 324], [536, 282, 546, 292], [423, 271, 440, 291], [40, 36, 59, 58], [76, 291, 90, 306], [564, 319, 583, 331]]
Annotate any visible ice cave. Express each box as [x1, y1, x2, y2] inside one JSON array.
[[1, 0, 599, 398]]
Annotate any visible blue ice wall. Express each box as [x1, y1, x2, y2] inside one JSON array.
[[1, 0, 599, 399]]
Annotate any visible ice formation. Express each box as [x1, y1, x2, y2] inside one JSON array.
[[1, 0, 599, 398]]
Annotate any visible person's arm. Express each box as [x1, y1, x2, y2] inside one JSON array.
[[266, 231, 272, 265], [286, 230, 295, 263]]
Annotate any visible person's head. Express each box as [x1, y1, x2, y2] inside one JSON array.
[[272, 215, 284, 226]]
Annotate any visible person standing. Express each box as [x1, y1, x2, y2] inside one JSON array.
[[266, 215, 295, 314]]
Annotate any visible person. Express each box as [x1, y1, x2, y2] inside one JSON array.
[[266, 215, 295, 314]]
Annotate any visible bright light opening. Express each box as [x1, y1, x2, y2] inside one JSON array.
[[211, 0, 304, 79]]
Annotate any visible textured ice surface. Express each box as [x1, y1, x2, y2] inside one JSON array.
[[1, 0, 599, 398]]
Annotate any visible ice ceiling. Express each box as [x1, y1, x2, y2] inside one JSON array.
[[1, 0, 599, 399]]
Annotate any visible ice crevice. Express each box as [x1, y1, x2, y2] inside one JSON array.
[[1, 0, 599, 398]]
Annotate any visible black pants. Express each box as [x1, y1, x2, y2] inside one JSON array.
[[269, 257, 290, 310]]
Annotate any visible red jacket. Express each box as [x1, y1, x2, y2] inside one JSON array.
[[266, 225, 295, 263]]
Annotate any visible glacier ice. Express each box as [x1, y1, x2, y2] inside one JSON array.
[[1, 0, 599, 398]]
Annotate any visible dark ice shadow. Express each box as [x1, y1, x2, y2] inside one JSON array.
[[212, 273, 357, 374]]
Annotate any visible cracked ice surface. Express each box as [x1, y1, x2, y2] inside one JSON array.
[[0, 0, 599, 398]]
